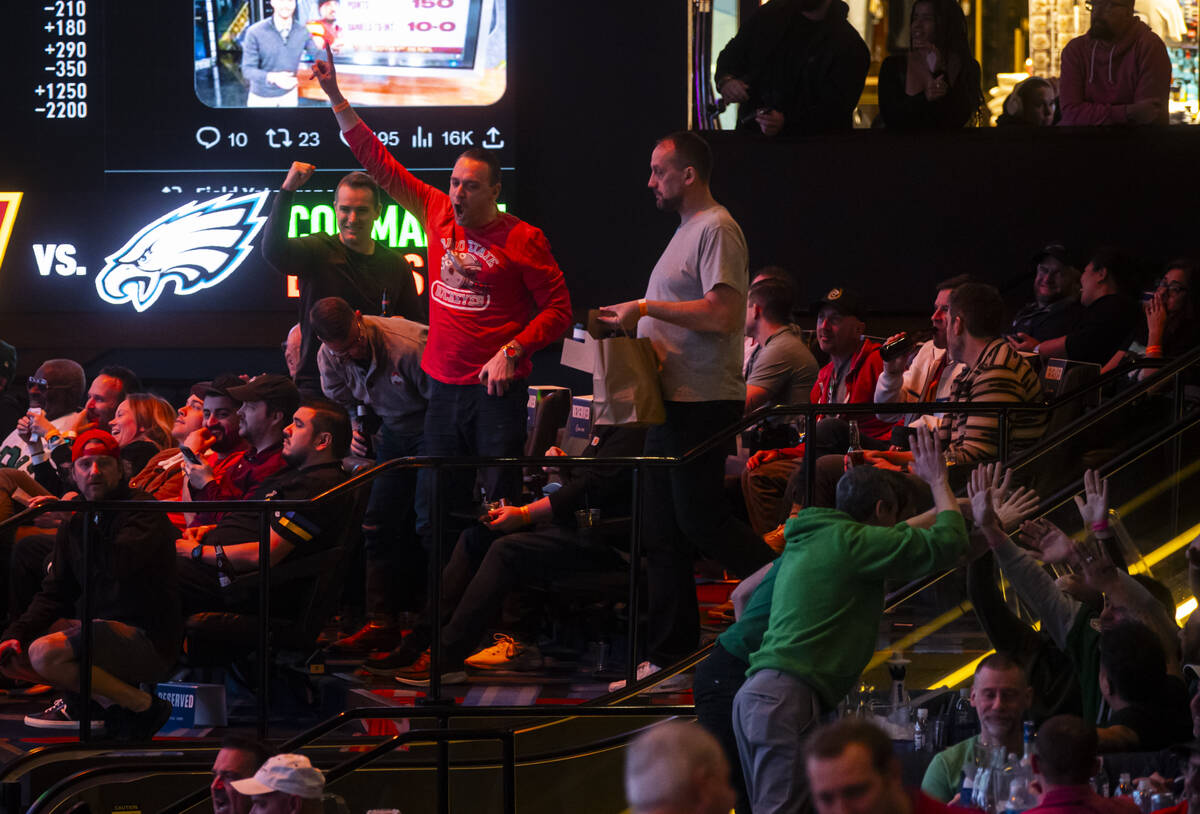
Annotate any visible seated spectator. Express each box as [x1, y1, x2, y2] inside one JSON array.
[[364, 426, 645, 682], [875, 275, 969, 432], [1009, 244, 1087, 345], [283, 323, 302, 379], [624, 720, 736, 814], [212, 735, 272, 814], [0, 359, 85, 478], [1025, 715, 1139, 814], [180, 376, 250, 528], [744, 276, 818, 416], [311, 296, 430, 655], [107, 393, 176, 478], [0, 340, 22, 440], [23, 365, 140, 497], [230, 753, 326, 814], [733, 429, 967, 814], [806, 718, 965, 814], [1150, 737, 1200, 814], [1058, 0, 1170, 126], [805, 283, 1044, 509], [877, 0, 983, 129], [1104, 258, 1199, 375], [1020, 247, 1143, 366], [713, 0, 870, 138], [129, 382, 210, 513], [0, 430, 177, 739], [175, 398, 352, 616], [740, 287, 892, 533], [922, 653, 1033, 802], [183, 374, 297, 527], [996, 77, 1059, 126]]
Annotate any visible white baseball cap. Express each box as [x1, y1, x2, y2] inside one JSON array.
[[230, 753, 325, 799]]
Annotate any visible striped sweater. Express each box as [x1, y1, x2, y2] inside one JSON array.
[[937, 338, 1045, 464]]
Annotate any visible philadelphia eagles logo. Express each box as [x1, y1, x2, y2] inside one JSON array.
[[96, 192, 269, 311]]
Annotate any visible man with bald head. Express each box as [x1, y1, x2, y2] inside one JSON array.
[[625, 721, 736, 814]]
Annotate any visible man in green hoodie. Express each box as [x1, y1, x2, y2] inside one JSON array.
[[732, 427, 968, 814]]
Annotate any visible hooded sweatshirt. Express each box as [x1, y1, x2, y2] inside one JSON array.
[[1058, 18, 1171, 125]]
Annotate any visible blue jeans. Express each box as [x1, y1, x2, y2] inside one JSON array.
[[364, 423, 425, 616], [419, 379, 527, 534]]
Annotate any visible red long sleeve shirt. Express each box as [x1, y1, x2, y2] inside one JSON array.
[[345, 123, 573, 385]]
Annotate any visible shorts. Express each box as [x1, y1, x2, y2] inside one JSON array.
[[62, 619, 170, 686]]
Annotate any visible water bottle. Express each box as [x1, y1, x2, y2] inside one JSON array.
[[1115, 773, 1134, 798], [914, 708, 930, 751], [215, 545, 232, 589], [1003, 777, 1036, 814], [1020, 720, 1035, 770], [1132, 779, 1154, 813], [846, 420, 864, 467]]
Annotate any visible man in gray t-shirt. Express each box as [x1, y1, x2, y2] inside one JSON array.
[[744, 276, 819, 415], [600, 132, 774, 681]]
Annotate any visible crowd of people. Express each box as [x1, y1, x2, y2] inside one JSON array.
[[716, 0, 1172, 131], [0, 38, 1196, 814]]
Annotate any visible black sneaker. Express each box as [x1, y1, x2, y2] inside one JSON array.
[[363, 634, 429, 676], [114, 697, 173, 742], [24, 697, 103, 731]]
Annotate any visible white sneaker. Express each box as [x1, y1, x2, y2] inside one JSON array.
[[607, 661, 692, 693], [465, 634, 544, 672]]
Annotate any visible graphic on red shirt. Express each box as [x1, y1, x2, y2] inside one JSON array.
[[432, 238, 498, 311]]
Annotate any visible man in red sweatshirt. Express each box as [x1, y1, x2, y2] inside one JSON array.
[[311, 46, 572, 511], [1058, 0, 1171, 125]]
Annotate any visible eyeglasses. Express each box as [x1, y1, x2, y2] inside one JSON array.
[[326, 319, 368, 360], [1156, 279, 1190, 295], [26, 376, 73, 391]]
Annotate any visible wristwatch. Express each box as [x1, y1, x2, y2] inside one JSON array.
[[191, 544, 204, 561], [501, 341, 523, 362]]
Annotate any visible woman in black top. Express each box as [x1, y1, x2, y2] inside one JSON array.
[[107, 393, 177, 479], [877, 0, 983, 129]]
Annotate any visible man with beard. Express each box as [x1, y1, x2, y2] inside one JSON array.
[[1, 430, 177, 740], [714, 0, 870, 137], [875, 275, 969, 433], [921, 654, 1033, 802], [597, 132, 775, 688], [175, 398, 351, 616], [313, 54, 571, 508], [182, 374, 297, 527], [1059, 0, 1170, 125], [1008, 244, 1087, 347]]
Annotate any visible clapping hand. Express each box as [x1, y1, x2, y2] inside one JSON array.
[[908, 426, 947, 486]]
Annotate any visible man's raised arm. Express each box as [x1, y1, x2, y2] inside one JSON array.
[[262, 161, 316, 273], [310, 44, 433, 218]]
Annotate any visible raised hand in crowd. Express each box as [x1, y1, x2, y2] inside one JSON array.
[[1072, 468, 1109, 530], [1019, 517, 1075, 564], [909, 426, 958, 515], [282, 160, 316, 192]]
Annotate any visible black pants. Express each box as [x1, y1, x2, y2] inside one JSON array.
[[643, 401, 774, 665], [694, 642, 751, 814]]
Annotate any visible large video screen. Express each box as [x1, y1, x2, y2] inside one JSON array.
[[1, 0, 515, 316]]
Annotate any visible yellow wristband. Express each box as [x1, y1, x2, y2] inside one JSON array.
[[331, 99, 351, 113], [638, 298, 648, 318]]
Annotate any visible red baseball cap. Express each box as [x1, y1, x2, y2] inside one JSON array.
[[72, 429, 121, 463]]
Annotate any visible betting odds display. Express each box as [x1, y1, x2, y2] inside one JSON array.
[[1, 0, 515, 314]]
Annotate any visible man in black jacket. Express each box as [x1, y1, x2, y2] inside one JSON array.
[[715, 0, 870, 137], [0, 429, 177, 739]]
